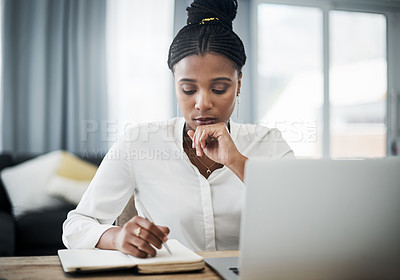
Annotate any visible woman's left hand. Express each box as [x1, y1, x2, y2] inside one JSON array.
[[187, 122, 248, 181]]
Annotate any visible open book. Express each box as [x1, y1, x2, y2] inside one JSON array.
[[58, 239, 204, 274]]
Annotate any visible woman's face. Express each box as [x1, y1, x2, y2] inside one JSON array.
[[174, 53, 242, 131]]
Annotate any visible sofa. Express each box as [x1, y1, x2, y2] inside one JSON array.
[[0, 153, 104, 256]]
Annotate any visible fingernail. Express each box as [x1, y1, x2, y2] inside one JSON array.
[[196, 150, 201, 156]]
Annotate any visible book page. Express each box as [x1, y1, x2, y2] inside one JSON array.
[[129, 239, 203, 265], [58, 249, 135, 272], [58, 239, 203, 272]]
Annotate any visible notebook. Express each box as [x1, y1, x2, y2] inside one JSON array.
[[206, 158, 400, 280], [58, 239, 204, 274]]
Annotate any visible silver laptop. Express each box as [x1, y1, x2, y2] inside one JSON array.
[[205, 158, 400, 280]]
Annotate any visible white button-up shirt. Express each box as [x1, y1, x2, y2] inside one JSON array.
[[62, 117, 294, 251]]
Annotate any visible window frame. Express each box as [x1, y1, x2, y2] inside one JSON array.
[[251, 0, 400, 157]]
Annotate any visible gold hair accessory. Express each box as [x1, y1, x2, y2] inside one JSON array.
[[201, 17, 219, 24], [188, 18, 219, 25]]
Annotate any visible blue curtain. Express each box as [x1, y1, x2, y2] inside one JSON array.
[[1, 0, 108, 156]]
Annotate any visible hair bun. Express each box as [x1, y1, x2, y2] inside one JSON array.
[[186, 0, 238, 30]]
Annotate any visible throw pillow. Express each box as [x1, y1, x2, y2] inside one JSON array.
[[46, 151, 98, 205], [0, 151, 65, 217]]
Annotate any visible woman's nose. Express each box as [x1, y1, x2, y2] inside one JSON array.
[[195, 91, 213, 111]]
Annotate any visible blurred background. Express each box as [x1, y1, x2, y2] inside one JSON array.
[[1, 0, 400, 159]]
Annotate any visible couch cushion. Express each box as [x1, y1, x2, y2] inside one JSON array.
[[0, 151, 65, 217], [0, 211, 15, 256], [15, 204, 75, 256], [46, 151, 98, 205]]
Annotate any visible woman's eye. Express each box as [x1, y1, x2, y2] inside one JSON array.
[[212, 89, 227, 94], [183, 89, 196, 95]]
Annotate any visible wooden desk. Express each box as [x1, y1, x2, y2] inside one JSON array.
[[0, 250, 238, 280]]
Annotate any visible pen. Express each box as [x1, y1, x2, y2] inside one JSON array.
[[135, 200, 172, 255]]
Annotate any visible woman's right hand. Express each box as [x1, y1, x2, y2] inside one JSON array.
[[97, 216, 170, 258], [115, 216, 170, 258]]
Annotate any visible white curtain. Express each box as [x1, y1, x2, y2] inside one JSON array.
[[1, 0, 108, 155], [106, 0, 174, 143]]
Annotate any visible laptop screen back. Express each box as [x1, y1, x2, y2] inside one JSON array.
[[240, 158, 400, 280]]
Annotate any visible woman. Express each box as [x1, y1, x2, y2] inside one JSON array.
[[62, 0, 294, 258]]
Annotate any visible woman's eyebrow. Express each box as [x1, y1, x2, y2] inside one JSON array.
[[211, 77, 232, 82], [179, 77, 233, 83], [179, 78, 196, 83]]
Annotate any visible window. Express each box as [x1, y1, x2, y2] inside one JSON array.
[[330, 11, 387, 158], [106, 0, 174, 140], [257, 4, 323, 158], [255, 0, 396, 158]]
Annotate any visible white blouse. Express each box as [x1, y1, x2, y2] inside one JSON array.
[[62, 117, 294, 251]]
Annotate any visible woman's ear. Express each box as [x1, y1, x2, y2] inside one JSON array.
[[237, 72, 243, 96]]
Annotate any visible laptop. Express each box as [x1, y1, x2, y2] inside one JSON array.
[[205, 158, 400, 280]]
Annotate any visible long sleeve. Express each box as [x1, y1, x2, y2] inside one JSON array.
[[62, 135, 135, 249]]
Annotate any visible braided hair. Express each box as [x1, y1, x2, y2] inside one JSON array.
[[167, 0, 246, 74]]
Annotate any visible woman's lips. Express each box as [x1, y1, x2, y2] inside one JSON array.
[[194, 118, 216, 126]]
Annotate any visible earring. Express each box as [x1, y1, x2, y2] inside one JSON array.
[[236, 91, 240, 118]]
